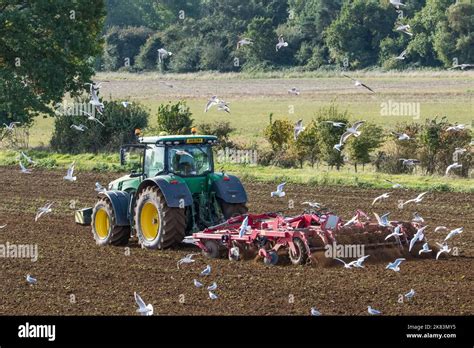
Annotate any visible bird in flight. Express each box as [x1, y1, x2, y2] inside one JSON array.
[[134, 292, 153, 316], [271, 182, 286, 198], [276, 36, 288, 51], [294, 119, 305, 140], [445, 163, 462, 176], [237, 38, 253, 49], [157, 48, 172, 63], [70, 124, 88, 132], [395, 24, 413, 36], [81, 111, 105, 127], [64, 161, 77, 182], [342, 74, 375, 93]]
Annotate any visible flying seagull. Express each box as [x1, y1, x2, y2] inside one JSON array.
[[294, 119, 305, 139], [349, 255, 370, 268], [446, 124, 465, 131], [434, 226, 448, 233], [321, 121, 346, 128], [385, 224, 403, 241], [20, 152, 36, 164], [157, 48, 172, 63], [302, 202, 322, 209], [446, 163, 462, 176], [64, 161, 77, 182], [390, 0, 406, 9], [3, 122, 20, 131], [453, 148, 467, 158], [81, 111, 105, 127], [35, 202, 53, 222], [372, 192, 391, 206], [271, 182, 286, 198], [374, 212, 391, 227], [412, 212, 424, 224], [401, 192, 428, 208], [418, 242, 432, 255], [204, 96, 220, 112], [177, 253, 197, 269], [122, 101, 131, 108], [385, 179, 403, 189], [404, 289, 415, 300], [450, 63, 474, 70], [237, 38, 253, 49], [334, 131, 354, 152], [288, 87, 300, 95], [239, 216, 249, 238], [436, 243, 451, 260], [70, 124, 88, 132], [0, 224, 7, 229], [395, 24, 413, 36], [276, 36, 288, 51], [134, 292, 153, 316], [346, 121, 365, 136], [392, 132, 410, 141], [333, 258, 353, 269], [95, 182, 106, 193], [19, 161, 32, 174], [88, 84, 105, 114], [409, 225, 428, 252], [394, 49, 407, 60], [386, 258, 406, 272], [444, 227, 463, 242], [342, 74, 375, 93]]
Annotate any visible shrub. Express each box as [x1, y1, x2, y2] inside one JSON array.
[[197, 121, 235, 147], [135, 32, 164, 71], [50, 99, 149, 154], [155, 101, 193, 135], [263, 117, 293, 152]]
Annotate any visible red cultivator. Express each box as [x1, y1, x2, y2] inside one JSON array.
[[191, 209, 419, 266]]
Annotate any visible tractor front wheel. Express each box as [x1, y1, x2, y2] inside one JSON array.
[[92, 197, 130, 246], [134, 186, 186, 249]]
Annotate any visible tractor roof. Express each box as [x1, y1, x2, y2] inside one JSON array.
[[140, 134, 218, 145]]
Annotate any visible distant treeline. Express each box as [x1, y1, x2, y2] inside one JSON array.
[[99, 0, 473, 73]]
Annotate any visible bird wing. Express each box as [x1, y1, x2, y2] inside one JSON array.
[[417, 192, 428, 200], [340, 131, 353, 143], [277, 182, 286, 191], [93, 118, 105, 127], [204, 99, 217, 112], [360, 83, 375, 93], [342, 74, 355, 82], [333, 258, 347, 266], [134, 292, 146, 310], [352, 121, 366, 130]]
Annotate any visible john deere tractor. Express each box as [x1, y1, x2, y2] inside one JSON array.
[[89, 133, 248, 249]]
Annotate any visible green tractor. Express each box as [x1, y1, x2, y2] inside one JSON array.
[[90, 133, 248, 249]]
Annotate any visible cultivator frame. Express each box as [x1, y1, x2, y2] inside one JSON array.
[[191, 209, 419, 265]]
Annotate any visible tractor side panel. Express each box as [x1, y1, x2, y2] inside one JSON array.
[[211, 175, 247, 204], [139, 178, 193, 208], [99, 191, 131, 226]]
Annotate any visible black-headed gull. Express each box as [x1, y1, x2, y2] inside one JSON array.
[[302, 201, 322, 209], [436, 243, 451, 260], [0, 224, 7, 229], [374, 212, 391, 227], [275, 36, 288, 51], [409, 226, 428, 252], [334, 258, 353, 269], [288, 87, 300, 95], [334, 131, 354, 152], [386, 258, 406, 272], [412, 212, 424, 223], [434, 226, 447, 233], [418, 242, 432, 255], [19, 161, 31, 174], [446, 163, 462, 176], [404, 289, 415, 300], [26, 274, 37, 285], [310, 307, 321, 316], [134, 292, 153, 316], [200, 265, 211, 276], [81, 111, 105, 126], [385, 224, 403, 241], [395, 24, 413, 36], [392, 132, 410, 140], [294, 119, 305, 139], [321, 121, 346, 128], [157, 48, 172, 63], [346, 121, 365, 136], [349, 255, 370, 268], [271, 182, 286, 197], [385, 179, 403, 189], [342, 74, 375, 93], [3, 122, 20, 131], [35, 202, 53, 222], [194, 279, 203, 288], [21, 152, 36, 164], [401, 192, 428, 207], [444, 227, 463, 242], [207, 282, 217, 291], [372, 192, 391, 206], [394, 49, 407, 60], [239, 216, 249, 238], [368, 306, 381, 315], [64, 161, 77, 182], [209, 291, 218, 300], [177, 253, 197, 269], [70, 124, 88, 132], [237, 38, 253, 49], [390, 0, 406, 9], [399, 158, 420, 167], [450, 64, 474, 70], [95, 182, 106, 193], [446, 124, 465, 131]]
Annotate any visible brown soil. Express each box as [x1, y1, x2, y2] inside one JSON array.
[[0, 167, 472, 315]]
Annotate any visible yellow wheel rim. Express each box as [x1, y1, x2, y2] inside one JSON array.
[[140, 202, 160, 241], [95, 208, 110, 239]]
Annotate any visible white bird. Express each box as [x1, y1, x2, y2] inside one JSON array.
[[294, 119, 305, 140], [216, 100, 231, 114], [374, 212, 391, 227], [0, 224, 6, 229], [392, 132, 410, 140], [88, 85, 105, 114], [394, 49, 407, 60], [26, 274, 37, 285], [3, 122, 20, 131], [122, 101, 131, 108], [399, 158, 420, 167], [207, 282, 217, 291], [368, 306, 381, 315], [334, 131, 354, 152], [302, 202, 322, 209], [395, 24, 413, 36], [177, 253, 197, 269], [436, 243, 451, 260], [81, 111, 105, 127], [271, 182, 286, 198], [95, 182, 106, 193], [204, 96, 220, 112], [321, 121, 346, 128], [446, 163, 462, 176], [342, 74, 375, 93], [390, 0, 406, 9], [446, 124, 465, 131], [21, 152, 36, 164], [229, 246, 240, 261], [453, 148, 467, 158], [385, 224, 403, 241], [450, 64, 474, 70], [200, 265, 211, 276], [343, 214, 358, 227], [209, 291, 218, 300], [239, 216, 249, 238], [412, 212, 424, 224], [193, 279, 203, 288], [64, 161, 77, 182], [19, 161, 32, 174], [288, 87, 300, 95], [70, 124, 88, 132], [404, 289, 415, 300], [409, 226, 428, 252], [35, 202, 53, 222], [237, 38, 253, 49], [434, 226, 448, 233], [134, 292, 153, 316], [444, 227, 463, 242], [350, 255, 370, 268], [157, 48, 172, 63], [401, 192, 428, 207], [419, 243, 432, 255], [310, 307, 322, 316], [372, 192, 391, 206], [386, 258, 406, 272], [275, 36, 288, 51], [385, 179, 403, 189], [333, 258, 353, 269], [346, 121, 365, 137]]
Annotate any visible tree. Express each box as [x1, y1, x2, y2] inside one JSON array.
[[347, 123, 384, 172], [324, 0, 397, 68], [264, 118, 293, 153], [293, 120, 320, 168], [155, 101, 193, 135], [0, 1, 106, 126]]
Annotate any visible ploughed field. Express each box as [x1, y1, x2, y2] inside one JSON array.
[[0, 166, 472, 315]]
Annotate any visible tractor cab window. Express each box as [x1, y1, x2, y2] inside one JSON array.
[[144, 146, 165, 178], [168, 145, 212, 176]]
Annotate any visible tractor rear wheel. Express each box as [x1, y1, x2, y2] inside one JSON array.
[[134, 186, 186, 249], [92, 197, 130, 246], [219, 199, 248, 219]]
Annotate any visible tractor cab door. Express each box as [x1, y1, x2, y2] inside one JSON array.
[[144, 145, 165, 178]]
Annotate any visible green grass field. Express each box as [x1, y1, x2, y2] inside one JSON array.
[[27, 70, 473, 147]]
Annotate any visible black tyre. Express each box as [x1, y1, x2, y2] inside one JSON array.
[[219, 199, 248, 219], [134, 186, 186, 249], [288, 237, 308, 265], [92, 197, 130, 246], [203, 240, 220, 259]]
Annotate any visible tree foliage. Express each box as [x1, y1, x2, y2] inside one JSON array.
[[155, 101, 194, 135]]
